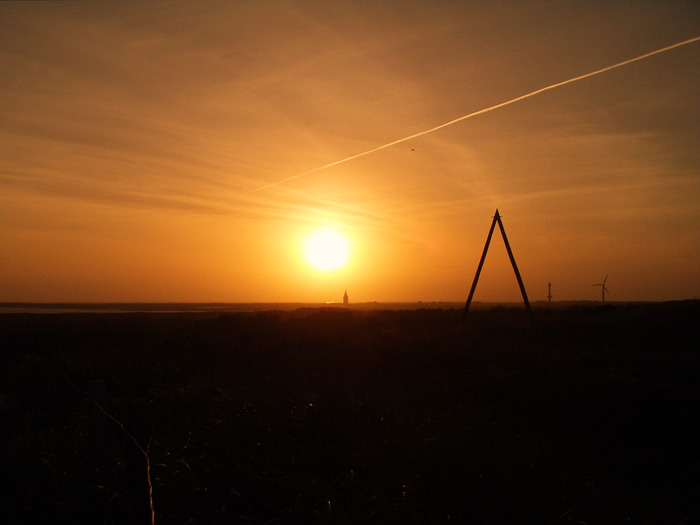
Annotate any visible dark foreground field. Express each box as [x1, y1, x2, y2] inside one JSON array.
[[1, 302, 699, 524]]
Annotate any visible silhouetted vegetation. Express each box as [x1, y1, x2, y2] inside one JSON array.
[[1, 302, 699, 523]]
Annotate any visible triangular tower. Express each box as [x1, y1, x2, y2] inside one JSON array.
[[343, 289, 348, 305], [464, 209, 532, 320]]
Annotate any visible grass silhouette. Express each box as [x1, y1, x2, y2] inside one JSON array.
[[1, 302, 698, 523]]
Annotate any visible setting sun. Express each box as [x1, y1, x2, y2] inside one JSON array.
[[2, 2, 699, 521], [1, 1, 699, 305], [304, 230, 349, 271]]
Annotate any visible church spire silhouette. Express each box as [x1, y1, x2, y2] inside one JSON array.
[[343, 289, 348, 305]]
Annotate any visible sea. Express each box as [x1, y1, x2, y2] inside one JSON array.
[[0, 302, 468, 314]]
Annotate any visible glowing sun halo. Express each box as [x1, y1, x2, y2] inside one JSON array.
[[304, 230, 349, 271]]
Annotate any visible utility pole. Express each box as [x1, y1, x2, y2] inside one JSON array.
[[464, 209, 533, 321], [547, 282, 552, 303]]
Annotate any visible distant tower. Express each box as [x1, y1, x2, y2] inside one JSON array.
[[343, 289, 348, 305], [593, 275, 609, 302], [547, 282, 552, 303]]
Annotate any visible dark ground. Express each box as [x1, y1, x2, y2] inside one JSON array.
[[1, 302, 699, 524]]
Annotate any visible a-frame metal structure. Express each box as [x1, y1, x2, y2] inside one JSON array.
[[464, 209, 532, 320]]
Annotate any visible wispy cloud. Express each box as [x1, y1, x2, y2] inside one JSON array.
[[246, 36, 700, 193], [1, 2, 699, 301]]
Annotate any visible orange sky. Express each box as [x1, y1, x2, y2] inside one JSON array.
[[1, 1, 699, 303]]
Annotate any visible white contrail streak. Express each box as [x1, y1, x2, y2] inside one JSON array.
[[246, 36, 700, 194]]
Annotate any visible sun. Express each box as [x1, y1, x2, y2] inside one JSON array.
[[304, 230, 349, 271]]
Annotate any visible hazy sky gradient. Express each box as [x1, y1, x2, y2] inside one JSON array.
[[2, 1, 699, 302]]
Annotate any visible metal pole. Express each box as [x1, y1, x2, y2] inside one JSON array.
[[464, 211, 498, 317], [495, 211, 533, 321]]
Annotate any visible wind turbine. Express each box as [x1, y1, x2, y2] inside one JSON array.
[[593, 275, 610, 302]]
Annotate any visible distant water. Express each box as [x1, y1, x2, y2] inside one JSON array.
[[0, 302, 466, 314], [0, 303, 302, 314]]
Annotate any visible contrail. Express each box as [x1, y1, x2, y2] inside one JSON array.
[[246, 36, 700, 194]]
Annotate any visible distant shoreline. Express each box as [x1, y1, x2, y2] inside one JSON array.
[[0, 300, 685, 314]]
